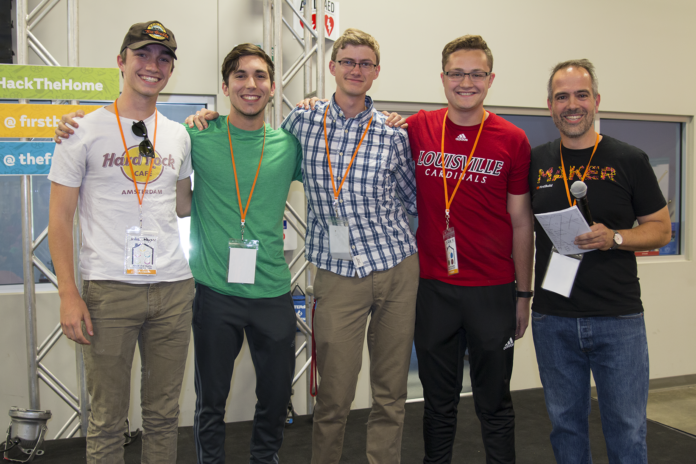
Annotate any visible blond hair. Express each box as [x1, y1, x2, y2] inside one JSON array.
[[331, 28, 380, 65]]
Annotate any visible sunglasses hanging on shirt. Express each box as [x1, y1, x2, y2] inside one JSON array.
[[131, 120, 155, 159]]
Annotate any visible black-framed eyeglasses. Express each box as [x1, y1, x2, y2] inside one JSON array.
[[131, 120, 155, 159], [444, 71, 491, 82], [336, 59, 378, 71]]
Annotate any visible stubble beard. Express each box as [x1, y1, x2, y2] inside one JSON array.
[[232, 102, 267, 120], [553, 109, 594, 139]]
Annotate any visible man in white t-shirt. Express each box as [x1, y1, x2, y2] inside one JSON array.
[[48, 21, 194, 464]]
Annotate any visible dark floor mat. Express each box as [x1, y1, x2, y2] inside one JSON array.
[[37, 388, 696, 463]]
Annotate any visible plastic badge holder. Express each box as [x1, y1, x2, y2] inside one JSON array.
[[228, 238, 259, 284], [124, 226, 158, 276], [328, 216, 351, 260], [443, 227, 459, 276]]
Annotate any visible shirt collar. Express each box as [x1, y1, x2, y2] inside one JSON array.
[[327, 94, 375, 125]]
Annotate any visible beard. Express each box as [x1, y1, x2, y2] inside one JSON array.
[[552, 109, 595, 139]]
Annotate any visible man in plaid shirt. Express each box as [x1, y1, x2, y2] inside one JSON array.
[[183, 28, 417, 464], [283, 29, 418, 464]]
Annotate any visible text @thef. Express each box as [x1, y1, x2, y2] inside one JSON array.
[[3, 152, 52, 167]]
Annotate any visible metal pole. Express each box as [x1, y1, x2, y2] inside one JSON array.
[[16, 0, 28, 65], [16, 0, 40, 410], [263, 0, 272, 125], [273, 0, 283, 129], [21, 176, 40, 410], [316, 0, 325, 99], [67, 0, 78, 68], [303, 0, 313, 97]]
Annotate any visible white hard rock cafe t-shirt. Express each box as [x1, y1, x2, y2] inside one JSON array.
[[48, 107, 193, 283]]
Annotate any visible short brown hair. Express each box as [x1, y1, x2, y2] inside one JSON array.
[[441, 35, 493, 72], [119, 48, 176, 75], [547, 59, 598, 101], [221, 44, 275, 86], [331, 28, 380, 65]]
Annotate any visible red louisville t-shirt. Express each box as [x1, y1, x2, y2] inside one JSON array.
[[406, 108, 531, 286]]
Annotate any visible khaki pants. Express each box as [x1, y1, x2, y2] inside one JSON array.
[[81, 278, 194, 464], [311, 253, 419, 464]]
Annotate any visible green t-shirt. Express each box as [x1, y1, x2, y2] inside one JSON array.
[[187, 117, 303, 299]]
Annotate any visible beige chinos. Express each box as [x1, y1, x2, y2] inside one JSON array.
[[311, 253, 419, 464], [81, 278, 194, 464]]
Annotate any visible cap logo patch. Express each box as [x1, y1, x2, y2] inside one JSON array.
[[143, 22, 169, 41]]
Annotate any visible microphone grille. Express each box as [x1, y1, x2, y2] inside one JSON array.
[[570, 181, 587, 199]]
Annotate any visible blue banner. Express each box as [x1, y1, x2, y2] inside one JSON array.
[[0, 142, 55, 175], [293, 295, 306, 332]]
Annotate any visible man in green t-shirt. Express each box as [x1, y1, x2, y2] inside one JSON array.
[[54, 43, 302, 464], [180, 44, 302, 464]]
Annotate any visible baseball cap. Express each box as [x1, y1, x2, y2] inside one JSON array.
[[121, 21, 177, 59]]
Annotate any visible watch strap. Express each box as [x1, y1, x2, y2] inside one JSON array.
[[610, 230, 620, 250]]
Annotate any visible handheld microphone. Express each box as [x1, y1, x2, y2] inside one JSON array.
[[570, 181, 594, 225]]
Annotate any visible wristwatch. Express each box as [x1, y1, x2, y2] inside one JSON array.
[[610, 230, 623, 250], [516, 290, 534, 298]]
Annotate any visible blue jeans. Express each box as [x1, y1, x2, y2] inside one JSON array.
[[532, 311, 649, 464]]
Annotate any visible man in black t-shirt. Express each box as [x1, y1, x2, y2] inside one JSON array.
[[529, 59, 671, 464]]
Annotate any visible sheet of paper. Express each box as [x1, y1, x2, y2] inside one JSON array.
[[535, 205, 592, 255], [541, 252, 581, 298]]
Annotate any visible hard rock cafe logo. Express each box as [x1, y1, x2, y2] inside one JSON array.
[[101, 146, 175, 184], [143, 22, 169, 41]]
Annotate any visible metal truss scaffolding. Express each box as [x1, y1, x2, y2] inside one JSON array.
[[15, 0, 90, 439], [263, 0, 325, 414]]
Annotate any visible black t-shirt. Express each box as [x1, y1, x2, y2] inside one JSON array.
[[529, 135, 666, 317]]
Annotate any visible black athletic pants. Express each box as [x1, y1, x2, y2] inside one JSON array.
[[415, 278, 517, 464], [192, 283, 296, 464]]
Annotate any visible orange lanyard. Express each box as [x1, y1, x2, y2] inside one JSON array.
[[559, 133, 600, 207], [114, 98, 157, 229], [441, 109, 486, 229], [227, 117, 266, 239], [323, 106, 373, 211]]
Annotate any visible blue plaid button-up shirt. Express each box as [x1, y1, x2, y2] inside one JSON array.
[[282, 96, 418, 277]]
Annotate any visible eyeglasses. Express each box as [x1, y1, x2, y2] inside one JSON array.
[[336, 59, 378, 71], [131, 120, 155, 159], [444, 71, 491, 82]]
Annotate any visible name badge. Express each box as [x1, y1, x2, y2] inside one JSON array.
[[328, 216, 351, 260], [228, 238, 259, 284], [443, 227, 459, 276], [541, 247, 582, 298], [124, 226, 158, 276]]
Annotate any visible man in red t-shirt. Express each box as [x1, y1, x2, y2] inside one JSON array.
[[406, 35, 533, 464]]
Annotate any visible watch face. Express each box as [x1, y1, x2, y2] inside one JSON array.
[[614, 232, 623, 245]]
